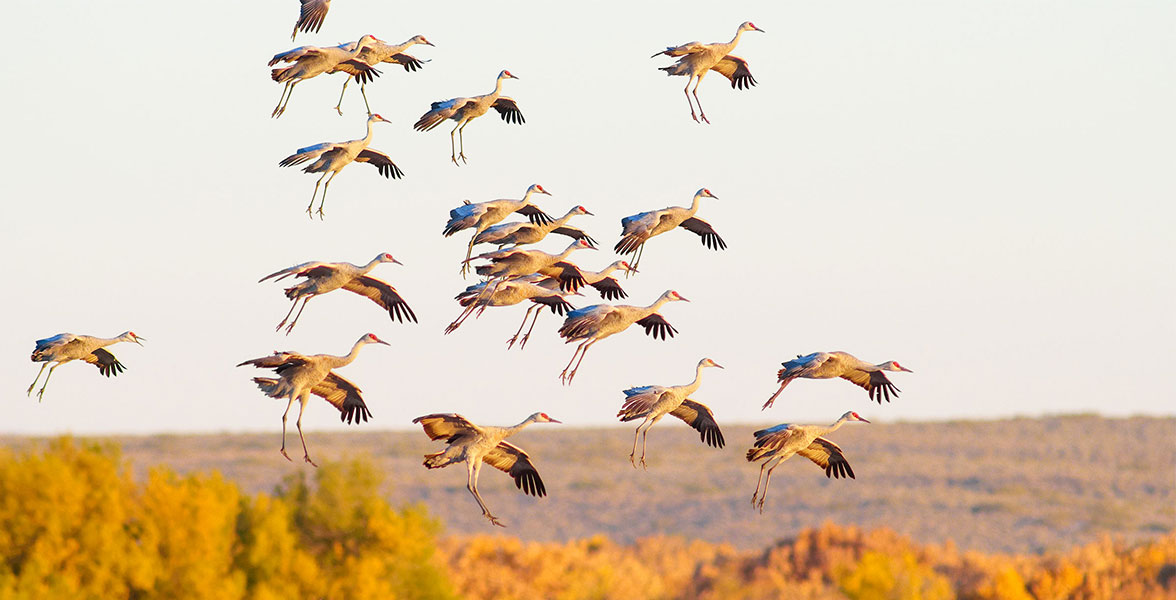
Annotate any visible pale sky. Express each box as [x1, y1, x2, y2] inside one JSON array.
[[1, 1, 1172, 435]]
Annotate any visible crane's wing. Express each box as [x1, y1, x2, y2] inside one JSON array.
[[311, 372, 372, 424], [616, 387, 669, 421], [839, 369, 900, 404], [678, 218, 727, 250], [387, 53, 427, 71], [82, 348, 126, 377], [332, 59, 382, 84], [636, 313, 678, 340], [671, 399, 725, 448], [515, 204, 554, 226], [558, 304, 613, 340], [31, 333, 76, 355], [483, 441, 546, 497], [342, 276, 418, 323], [413, 413, 480, 442], [278, 142, 340, 168], [292, 0, 331, 40], [746, 424, 802, 462], [491, 97, 525, 125], [414, 97, 466, 131], [710, 55, 757, 90], [589, 276, 626, 301], [550, 226, 597, 247], [796, 437, 855, 479], [236, 352, 308, 370], [652, 41, 705, 58], [356, 149, 405, 179], [531, 294, 575, 315], [615, 213, 658, 254], [269, 44, 319, 66], [258, 261, 329, 283], [541, 262, 587, 293]]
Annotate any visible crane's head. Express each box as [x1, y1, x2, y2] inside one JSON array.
[[700, 357, 724, 369], [532, 412, 562, 424], [570, 238, 596, 252], [666, 290, 690, 302], [377, 252, 403, 266], [880, 361, 913, 373], [369, 113, 391, 124], [527, 184, 551, 196], [696, 188, 719, 200], [357, 34, 384, 48], [411, 35, 434, 47], [740, 21, 766, 33], [571, 205, 592, 216], [617, 260, 638, 274], [119, 331, 146, 345], [361, 333, 390, 346], [845, 411, 871, 424], [499, 69, 519, 80]]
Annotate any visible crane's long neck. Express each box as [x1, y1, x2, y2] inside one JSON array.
[[489, 76, 506, 98], [358, 256, 384, 274], [686, 192, 705, 216], [329, 339, 370, 369], [820, 414, 853, 437], [501, 415, 540, 439], [723, 27, 747, 53], [361, 118, 378, 147], [641, 295, 673, 317], [682, 363, 708, 395], [545, 209, 578, 230], [94, 335, 125, 349]]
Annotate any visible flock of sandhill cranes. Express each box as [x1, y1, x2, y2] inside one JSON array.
[[24, 8, 916, 527]]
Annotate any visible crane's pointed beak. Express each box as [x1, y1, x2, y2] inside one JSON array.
[[393, 258, 404, 266], [858, 416, 871, 423], [132, 335, 146, 345], [755, 26, 766, 33], [547, 417, 562, 424], [376, 339, 391, 346], [901, 367, 914, 373], [713, 362, 725, 369]]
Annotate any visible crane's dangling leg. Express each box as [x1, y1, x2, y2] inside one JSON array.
[[307, 172, 329, 217], [275, 81, 300, 118], [27, 363, 49, 397], [629, 421, 649, 468], [751, 461, 769, 507], [559, 342, 586, 383], [444, 300, 481, 334], [474, 278, 507, 317], [273, 82, 293, 118], [563, 338, 598, 384], [284, 297, 314, 334], [33, 363, 62, 401], [468, 460, 504, 527], [449, 123, 461, 165], [295, 394, 318, 467], [758, 461, 781, 513], [506, 305, 537, 349], [316, 171, 339, 218], [334, 78, 350, 116], [762, 379, 791, 410], [638, 422, 653, 470], [460, 235, 477, 277], [518, 305, 545, 349], [359, 83, 372, 116], [277, 297, 307, 333], [456, 120, 471, 164], [279, 395, 297, 462], [629, 244, 646, 275], [684, 76, 698, 123], [692, 74, 710, 124]]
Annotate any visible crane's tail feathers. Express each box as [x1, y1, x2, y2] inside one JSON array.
[[271, 67, 293, 83], [746, 447, 774, 462], [422, 452, 453, 469], [659, 64, 690, 77], [251, 377, 289, 399], [413, 111, 449, 132]]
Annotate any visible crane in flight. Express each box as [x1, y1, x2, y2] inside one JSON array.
[[413, 70, 524, 164], [259, 253, 416, 334], [557, 290, 689, 384], [27, 331, 145, 401], [414, 412, 560, 527], [747, 411, 869, 513], [615, 188, 725, 271], [653, 21, 764, 123], [763, 352, 913, 409], [617, 358, 725, 469], [336, 35, 435, 115], [270, 34, 383, 118]]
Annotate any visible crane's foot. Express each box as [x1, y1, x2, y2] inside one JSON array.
[[750, 492, 758, 508], [316, 207, 326, 220], [505, 335, 518, 349], [305, 206, 315, 219], [304, 454, 319, 468], [519, 334, 531, 349], [628, 453, 638, 469], [700, 113, 710, 124], [558, 369, 570, 384], [333, 104, 344, 116], [451, 155, 461, 166], [444, 322, 461, 335], [26, 385, 34, 397], [458, 152, 468, 164], [690, 111, 699, 123], [35, 388, 46, 402], [284, 323, 297, 335], [756, 498, 766, 514], [482, 511, 506, 527], [761, 399, 775, 411], [639, 457, 648, 471], [280, 449, 293, 462]]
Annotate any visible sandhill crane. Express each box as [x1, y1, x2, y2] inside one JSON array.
[[472, 205, 596, 250], [238, 333, 388, 466], [446, 279, 576, 349], [414, 412, 560, 527], [279, 113, 404, 218], [617, 358, 725, 469], [413, 70, 524, 164], [467, 239, 595, 307], [259, 253, 416, 334], [270, 34, 383, 118], [557, 290, 689, 384], [763, 352, 914, 409], [290, 0, 330, 40], [336, 35, 434, 115], [747, 411, 869, 513], [653, 21, 764, 123], [615, 188, 726, 271], [444, 184, 554, 273], [532, 260, 637, 301], [27, 331, 145, 401]]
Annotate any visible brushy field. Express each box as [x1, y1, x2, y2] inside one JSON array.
[[2, 415, 1171, 554]]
